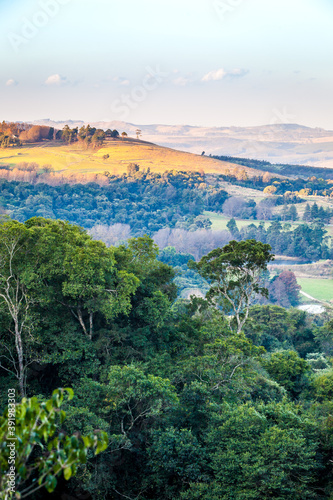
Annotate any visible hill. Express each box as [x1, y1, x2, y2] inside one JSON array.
[[0, 138, 271, 179], [33, 119, 333, 169]]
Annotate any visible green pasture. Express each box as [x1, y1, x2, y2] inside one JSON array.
[[298, 278, 333, 302]]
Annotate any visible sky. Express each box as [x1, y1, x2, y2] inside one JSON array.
[[1, 0, 333, 128]]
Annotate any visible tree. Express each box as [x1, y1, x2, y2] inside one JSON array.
[[61, 126, 78, 144], [206, 190, 229, 211], [288, 204, 298, 221], [0, 221, 35, 397], [24, 218, 140, 340], [148, 427, 205, 498], [312, 369, 333, 402], [262, 350, 310, 398], [127, 163, 140, 176], [192, 215, 212, 230], [256, 200, 273, 221], [136, 129, 142, 140], [107, 365, 178, 438], [226, 218, 240, 239], [0, 388, 108, 499], [263, 185, 277, 195], [121, 132, 128, 140], [181, 401, 320, 500], [311, 203, 319, 220], [190, 240, 274, 333], [91, 129, 106, 148], [274, 270, 300, 306], [0, 219, 140, 395]]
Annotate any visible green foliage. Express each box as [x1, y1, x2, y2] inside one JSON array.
[[107, 365, 178, 433], [0, 171, 206, 234], [147, 427, 207, 498], [0, 216, 331, 499], [0, 388, 108, 499], [312, 370, 333, 401], [158, 246, 195, 267], [239, 220, 330, 260], [244, 305, 317, 356], [175, 314, 265, 400], [181, 401, 320, 500], [262, 350, 311, 398], [191, 239, 274, 332]]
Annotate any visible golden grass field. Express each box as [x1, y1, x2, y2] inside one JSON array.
[[0, 139, 268, 177]]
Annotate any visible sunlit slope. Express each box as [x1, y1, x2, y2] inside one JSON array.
[[0, 139, 268, 177]]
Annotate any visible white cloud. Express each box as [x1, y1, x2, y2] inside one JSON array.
[[45, 74, 69, 86], [173, 76, 190, 86], [201, 68, 248, 82], [113, 76, 131, 86], [202, 69, 227, 82], [6, 79, 18, 87], [228, 68, 248, 78]]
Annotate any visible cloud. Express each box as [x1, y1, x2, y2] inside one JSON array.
[[201, 68, 248, 82], [6, 79, 18, 87], [228, 68, 248, 78], [45, 74, 69, 86], [113, 76, 131, 86], [173, 76, 190, 86], [202, 69, 227, 82]]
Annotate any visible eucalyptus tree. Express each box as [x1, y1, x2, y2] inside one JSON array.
[[190, 239, 274, 333]]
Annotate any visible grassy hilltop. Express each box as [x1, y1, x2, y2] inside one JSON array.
[[0, 138, 267, 177]]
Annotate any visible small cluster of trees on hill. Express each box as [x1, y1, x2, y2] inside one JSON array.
[[0, 120, 126, 148], [62, 125, 107, 147], [61, 125, 124, 147], [303, 202, 333, 223], [0, 120, 25, 147]]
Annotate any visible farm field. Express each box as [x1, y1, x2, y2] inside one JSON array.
[[297, 278, 333, 302]]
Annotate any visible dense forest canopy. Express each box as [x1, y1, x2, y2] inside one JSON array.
[[0, 217, 332, 499]]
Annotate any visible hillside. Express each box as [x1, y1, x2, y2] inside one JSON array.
[[0, 138, 272, 178], [33, 120, 333, 168]]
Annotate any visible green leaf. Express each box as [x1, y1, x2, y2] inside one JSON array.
[[64, 388, 74, 400], [64, 466, 72, 480], [45, 475, 57, 493]]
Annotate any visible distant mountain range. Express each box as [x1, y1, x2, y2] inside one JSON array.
[[33, 120, 333, 168]]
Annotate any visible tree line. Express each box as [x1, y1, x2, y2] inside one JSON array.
[[0, 171, 217, 232], [213, 154, 333, 180]]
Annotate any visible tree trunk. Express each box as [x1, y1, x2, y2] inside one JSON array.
[[14, 317, 25, 398], [89, 312, 93, 341]]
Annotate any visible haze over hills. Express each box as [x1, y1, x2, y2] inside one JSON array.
[[33, 120, 333, 169]]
